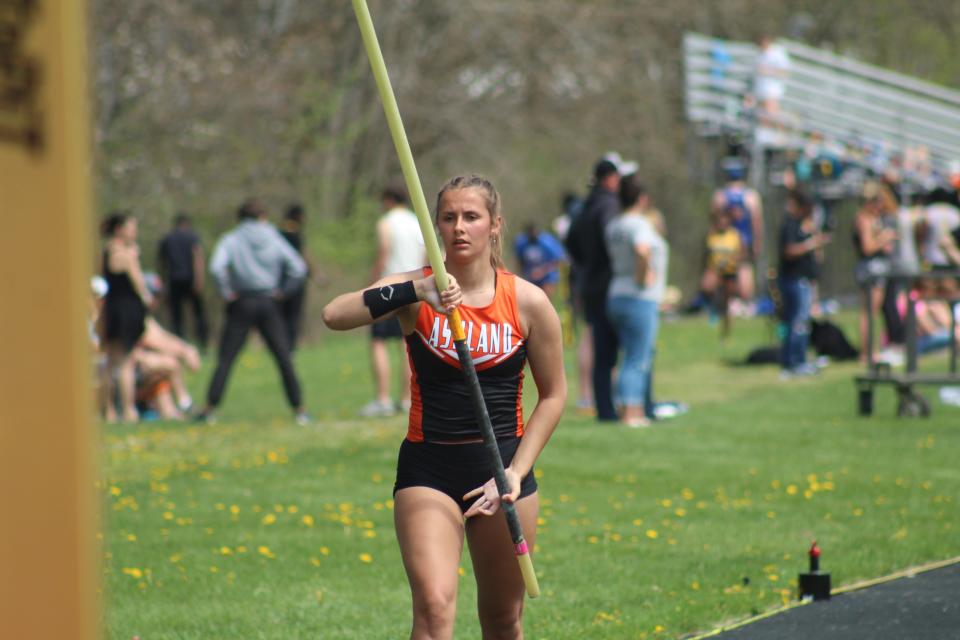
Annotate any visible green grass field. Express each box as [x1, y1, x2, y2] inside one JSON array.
[[102, 314, 960, 639]]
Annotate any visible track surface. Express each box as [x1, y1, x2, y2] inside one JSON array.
[[709, 563, 960, 640]]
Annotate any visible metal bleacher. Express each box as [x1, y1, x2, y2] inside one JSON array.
[[683, 32, 960, 174]]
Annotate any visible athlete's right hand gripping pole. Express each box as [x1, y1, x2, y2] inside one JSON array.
[[453, 339, 540, 597], [351, 0, 539, 598]]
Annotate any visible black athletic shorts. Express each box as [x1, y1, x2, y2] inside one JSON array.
[[393, 437, 538, 513], [371, 316, 404, 339]]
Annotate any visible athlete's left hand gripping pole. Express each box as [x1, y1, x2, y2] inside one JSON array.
[[351, 0, 540, 599]]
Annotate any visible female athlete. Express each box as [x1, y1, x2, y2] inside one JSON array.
[[323, 174, 566, 639]]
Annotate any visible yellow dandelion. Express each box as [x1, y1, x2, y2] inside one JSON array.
[[660, 499, 672, 508], [646, 529, 658, 539], [229, 505, 240, 515], [654, 624, 666, 633], [588, 535, 599, 544], [267, 451, 279, 463], [258, 546, 275, 559], [804, 490, 814, 499], [632, 518, 644, 526], [691, 581, 701, 590], [274, 504, 285, 513], [122, 567, 142, 579], [320, 546, 330, 556], [262, 514, 277, 525], [209, 566, 219, 573], [853, 508, 864, 517], [767, 511, 776, 519], [675, 508, 686, 517], [364, 530, 377, 538], [215, 503, 225, 511], [786, 484, 798, 496], [385, 499, 394, 509], [310, 557, 321, 567], [220, 546, 232, 556], [287, 505, 299, 514], [302, 515, 315, 527], [359, 553, 373, 563], [534, 469, 544, 479], [458, 567, 466, 576], [236, 546, 248, 554], [126, 534, 137, 542], [109, 486, 122, 496], [199, 471, 214, 480], [559, 494, 571, 503], [169, 554, 182, 563], [768, 574, 779, 582], [162, 511, 174, 521]]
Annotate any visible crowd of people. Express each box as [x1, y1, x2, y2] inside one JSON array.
[[91, 142, 960, 426], [92, 201, 313, 424]]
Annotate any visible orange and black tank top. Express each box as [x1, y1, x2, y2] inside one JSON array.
[[405, 268, 526, 443]]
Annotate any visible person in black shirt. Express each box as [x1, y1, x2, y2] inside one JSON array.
[[101, 213, 154, 422], [158, 214, 208, 350], [778, 190, 830, 377], [279, 203, 309, 351], [565, 156, 630, 421]]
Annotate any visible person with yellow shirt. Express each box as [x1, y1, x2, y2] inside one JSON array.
[[701, 207, 744, 337]]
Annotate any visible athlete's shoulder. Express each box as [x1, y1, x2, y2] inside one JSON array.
[[514, 275, 553, 313]]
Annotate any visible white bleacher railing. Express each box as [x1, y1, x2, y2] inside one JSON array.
[[684, 32, 960, 174]]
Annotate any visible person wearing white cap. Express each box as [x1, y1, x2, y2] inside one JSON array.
[[565, 154, 634, 421]]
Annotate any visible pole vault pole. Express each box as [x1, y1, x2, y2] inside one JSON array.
[[351, 0, 540, 599]]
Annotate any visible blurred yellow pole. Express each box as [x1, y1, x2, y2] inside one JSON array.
[[0, 2, 99, 640]]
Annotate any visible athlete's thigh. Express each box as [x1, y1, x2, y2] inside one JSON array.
[[394, 487, 466, 598], [466, 492, 539, 611]]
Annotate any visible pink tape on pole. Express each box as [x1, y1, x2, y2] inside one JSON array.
[[514, 541, 529, 555]]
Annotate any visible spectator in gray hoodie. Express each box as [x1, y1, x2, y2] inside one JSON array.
[[197, 199, 309, 424]]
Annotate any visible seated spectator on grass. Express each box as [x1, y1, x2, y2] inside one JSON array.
[[90, 276, 110, 419], [911, 279, 960, 355], [132, 347, 186, 421], [140, 317, 200, 412]]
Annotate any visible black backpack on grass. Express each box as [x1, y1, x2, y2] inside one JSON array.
[[810, 319, 859, 361]]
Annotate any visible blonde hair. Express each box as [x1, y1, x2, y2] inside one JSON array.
[[435, 174, 506, 269]]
